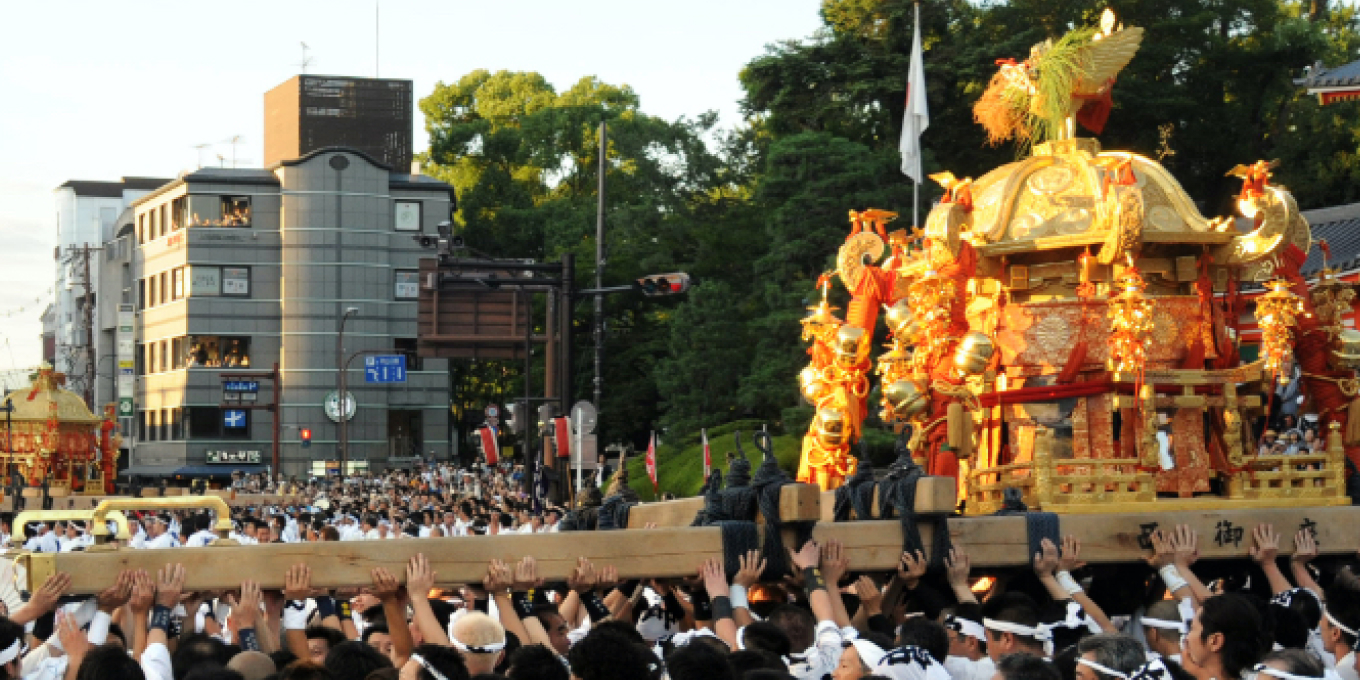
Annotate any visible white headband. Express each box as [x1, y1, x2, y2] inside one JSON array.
[[410, 653, 450, 680], [982, 618, 1051, 641], [1254, 664, 1325, 680], [946, 616, 987, 642], [0, 638, 21, 666], [1079, 658, 1129, 679], [449, 635, 505, 654], [1141, 617, 1185, 633], [1326, 608, 1357, 637]]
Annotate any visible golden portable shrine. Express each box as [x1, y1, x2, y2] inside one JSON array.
[[796, 10, 1360, 513], [0, 364, 120, 496]]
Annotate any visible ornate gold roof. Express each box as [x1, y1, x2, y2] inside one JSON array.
[[930, 138, 1311, 280], [0, 365, 103, 424]]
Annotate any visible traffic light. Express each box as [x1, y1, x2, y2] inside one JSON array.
[[301, 428, 312, 449], [636, 273, 692, 296]]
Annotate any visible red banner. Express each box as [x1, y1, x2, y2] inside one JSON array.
[[554, 417, 572, 459], [479, 427, 499, 466], [645, 432, 658, 493], [702, 429, 711, 479]]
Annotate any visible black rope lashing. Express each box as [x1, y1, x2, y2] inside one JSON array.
[[597, 494, 636, 530], [833, 439, 876, 522], [876, 444, 952, 571], [692, 469, 725, 526], [719, 521, 761, 579], [750, 429, 816, 580], [992, 487, 1059, 558]]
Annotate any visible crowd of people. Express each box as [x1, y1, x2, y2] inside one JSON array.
[[0, 463, 1358, 680]]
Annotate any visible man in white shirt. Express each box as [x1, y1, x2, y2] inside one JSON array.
[[25, 523, 60, 553], [361, 517, 380, 540], [183, 514, 219, 548], [145, 515, 180, 549]]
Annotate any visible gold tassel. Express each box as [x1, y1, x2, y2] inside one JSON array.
[[1345, 397, 1360, 447], [947, 402, 972, 460]]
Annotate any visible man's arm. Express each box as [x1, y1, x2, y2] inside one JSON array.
[[820, 539, 853, 629], [281, 564, 314, 662], [790, 540, 836, 625], [1251, 524, 1293, 594], [1291, 529, 1323, 597], [141, 565, 185, 680], [730, 550, 765, 629], [406, 555, 451, 646], [700, 558, 738, 649], [1057, 536, 1115, 633], [371, 567, 413, 667], [227, 581, 264, 653], [10, 573, 71, 626]]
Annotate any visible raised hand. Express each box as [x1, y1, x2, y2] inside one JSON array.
[[129, 570, 155, 615], [370, 567, 402, 602], [597, 565, 619, 593], [407, 554, 438, 596], [789, 540, 820, 571], [156, 564, 186, 609], [96, 570, 134, 613], [734, 550, 766, 589], [700, 558, 729, 598], [1033, 538, 1060, 577], [512, 556, 543, 591], [854, 575, 884, 616], [1250, 524, 1280, 564], [945, 548, 971, 587], [1146, 529, 1174, 569], [230, 581, 262, 630], [1293, 529, 1319, 565], [821, 539, 850, 587], [58, 611, 91, 663], [1171, 525, 1199, 567], [1059, 535, 1086, 572], [898, 550, 928, 588], [283, 564, 314, 601], [567, 557, 597, 593], [29, 573, 72, 616]]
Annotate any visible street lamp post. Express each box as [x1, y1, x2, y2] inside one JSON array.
[[337, 307, 360, 475]]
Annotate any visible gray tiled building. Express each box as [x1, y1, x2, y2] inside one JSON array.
[[121, 147, 454, 478]]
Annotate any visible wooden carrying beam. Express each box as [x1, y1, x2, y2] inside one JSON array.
[[626, 483, 823, 528], [24, 505, 1360, 594]]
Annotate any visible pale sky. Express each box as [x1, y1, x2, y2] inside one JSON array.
[[0, 0, 825, 371]]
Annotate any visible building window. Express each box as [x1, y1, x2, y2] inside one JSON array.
[[188, 407, 220, 439], [171, 337, 185, 370], [159, 340, 169, 372], [394, 200, 422, 231], [172, 197, 187, 231], [395, 270, 419, 300], [146, 410, 158, 442], [150, 209, 159, 240], [137, 215, 145, 244], [190, 266, 221, 296], [172, 267, 185, 300], [147, 276, 156, 308], [222, 267, 250, 296], [395, 337, 422, 371], [187, 336, 251, 368], [159, 205, 168, 239], [138, 279, 146, 310], [159, 408, 170, 441], [146, 343, 156, 374], [221, 196, 251, 227], [171, 408, 182, 440], [159, 272, 168, 305], [135, 342, 144, 376]]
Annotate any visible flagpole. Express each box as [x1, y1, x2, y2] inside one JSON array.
[[913, 1, 921, 231]]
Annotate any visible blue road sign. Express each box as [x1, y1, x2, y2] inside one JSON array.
[[364, 355, 408, 383], [223, 410, 247, 429], [224, 381, 259, 392]]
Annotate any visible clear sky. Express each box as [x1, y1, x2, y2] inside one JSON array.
[[0, 0, 826, 372]]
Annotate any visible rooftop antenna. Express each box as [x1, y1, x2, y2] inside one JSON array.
[[222, 135, 244, 168], [192, 144, 211, 169], [299, 42, 314, 74], [216, 153, 225, 168]]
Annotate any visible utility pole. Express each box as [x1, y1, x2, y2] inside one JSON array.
[[81, 244, 94, 407], [593, 121, 606, 424]]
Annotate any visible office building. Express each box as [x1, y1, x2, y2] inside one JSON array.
[[264, 75, 414, 172], [116, 147, 454, 478]]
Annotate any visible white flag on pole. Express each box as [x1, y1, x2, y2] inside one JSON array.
[[900, 3, 930, 183]]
